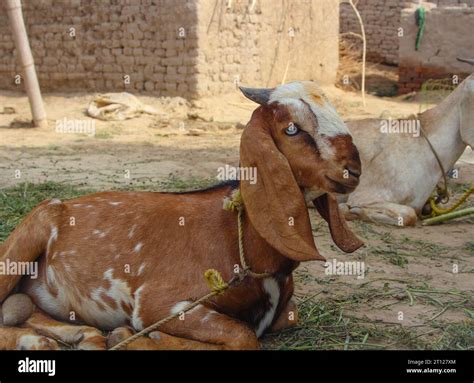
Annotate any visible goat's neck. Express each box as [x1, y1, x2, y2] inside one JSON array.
[[421, 95, 467, 172], [243, 216, 298, 278]]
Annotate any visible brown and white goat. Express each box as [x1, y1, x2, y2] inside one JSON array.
[[340, 74, 474, 226], [0, 81, 363, 350]]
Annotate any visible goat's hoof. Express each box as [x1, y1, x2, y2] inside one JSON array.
[[73, 328, 106, 350], [17, 333, 59, 350], [106, 327, 134, 349]]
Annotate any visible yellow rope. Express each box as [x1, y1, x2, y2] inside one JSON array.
[[223, 189, 243, 212], [111, 188, 268, 350], [224, 189, 270, 279], [237, 207, 270, 279], [427, 186, 474, 217], [204, 269, 228, 294]]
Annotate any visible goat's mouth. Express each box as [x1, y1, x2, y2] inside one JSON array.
[[324, 175, 358, 194]]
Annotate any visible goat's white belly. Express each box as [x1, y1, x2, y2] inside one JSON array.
[[26, 264, 134, 330]]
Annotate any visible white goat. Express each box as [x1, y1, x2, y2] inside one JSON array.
[[339, 74, 474, 226]]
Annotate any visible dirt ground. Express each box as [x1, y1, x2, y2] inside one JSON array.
[[0, 74, 473, 349], [0, 74, 426, 190]]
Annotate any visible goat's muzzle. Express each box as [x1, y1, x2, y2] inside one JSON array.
[[325, 170, 359, 194], [324, 136, 362, 194]]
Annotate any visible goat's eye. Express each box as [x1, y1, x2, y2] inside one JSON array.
[[285, 122, 299, 136]]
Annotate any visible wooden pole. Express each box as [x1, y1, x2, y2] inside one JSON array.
[[6, 0, 47, 128], [348, 0, 367, 108]]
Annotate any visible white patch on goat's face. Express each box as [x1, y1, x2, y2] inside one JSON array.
[[255, 278, 280, 337], [269, 81, 350, 139]]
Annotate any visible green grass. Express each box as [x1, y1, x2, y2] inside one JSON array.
[[0, 179, 217, 241], [0, 182, 94, 242], [261, 259, 474, 350], [262, 296, 385, 350], [262, 277, 474, 350], [261, 293, 472, 350], [94, 124, 124, 139], [465, 241, 474, 255]]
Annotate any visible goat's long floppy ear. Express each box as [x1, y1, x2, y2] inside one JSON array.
[[460, 79, 474, 148], [240, 110, 326, 262], [313, 193, 364, 253]]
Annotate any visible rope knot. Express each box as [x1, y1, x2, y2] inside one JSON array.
[[223, 189, 243, 212], [204, 269, 229, 294], [427, 187, 473, 218]]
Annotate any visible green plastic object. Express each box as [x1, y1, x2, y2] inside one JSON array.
[[415, 7, 426, 51]]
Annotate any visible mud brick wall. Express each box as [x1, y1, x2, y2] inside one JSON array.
[[340, 0, 474, 65], [198, 0, 340, 95], [398, 5, 474, 94], [0, 0, 340, 97], [0, 0, 199, 96]]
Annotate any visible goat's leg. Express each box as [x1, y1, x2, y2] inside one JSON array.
[[269, 299, 298, 332], [107, 326, 235, 350], [23, 309, 106, 350], [139, 304, 259, 350], [0, 199, 64, 302], [340, 201, 417, 226], [270, 275, 297, 332], [0, 327, 59, 350]]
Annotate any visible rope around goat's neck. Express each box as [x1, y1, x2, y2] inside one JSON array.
[[420, 128, 449, 203], [415, 115, 449, 203], [237, 207, 271, 279], [224, 188, 271, 279], [110, 189, 268, 350], [413, 115, 472, 220]]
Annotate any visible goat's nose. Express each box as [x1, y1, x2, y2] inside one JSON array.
[[345, 164, 361, 179]]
